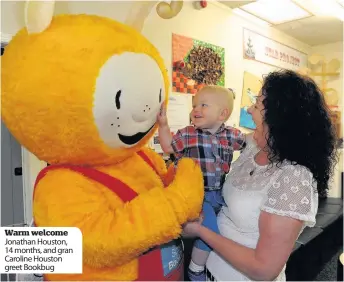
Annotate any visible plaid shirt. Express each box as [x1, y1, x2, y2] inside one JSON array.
[[171, 124, 245, 191]]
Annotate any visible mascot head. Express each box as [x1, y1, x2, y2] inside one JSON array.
[[2, 0, 183, 165]]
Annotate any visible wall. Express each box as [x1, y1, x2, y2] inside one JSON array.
[[142, 2, 311, 132], [1, 1, 319, 222], [310, 42, 344, 198], [311, 41, 343, 109], [310, 41, 343, 139]]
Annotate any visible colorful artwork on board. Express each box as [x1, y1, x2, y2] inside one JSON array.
[[239, 72, 262, 130], [172, 34, 225, 94]]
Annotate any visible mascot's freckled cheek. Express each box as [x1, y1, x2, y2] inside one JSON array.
[[92, 52, 165, 149]]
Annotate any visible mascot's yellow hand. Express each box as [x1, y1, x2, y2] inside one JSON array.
[[165, 158, 204, 224]]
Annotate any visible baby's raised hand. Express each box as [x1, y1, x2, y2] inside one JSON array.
[[157, 103, 168, 127]]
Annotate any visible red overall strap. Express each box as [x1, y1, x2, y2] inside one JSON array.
[[135, 151, 166, 281], [137, 150, 161, 177], [34, 151, 160, 201], [33, 164, 138, 202], [34, 150, 166, 281]]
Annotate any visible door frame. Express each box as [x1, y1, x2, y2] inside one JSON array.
[[22, 148, 47, 225], [22, 148, 33, 225], [1, 33, 45, 225]]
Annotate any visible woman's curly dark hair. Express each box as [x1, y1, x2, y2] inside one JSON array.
[[261, 70, 338, 196]]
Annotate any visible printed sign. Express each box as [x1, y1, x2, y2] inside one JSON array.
[[243, 28, 308, 70], [160, 239, 183, 277]]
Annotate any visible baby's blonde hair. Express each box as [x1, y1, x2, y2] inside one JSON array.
[[197, 85, 235, 121]]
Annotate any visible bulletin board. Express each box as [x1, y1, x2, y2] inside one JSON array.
[[172, 33, 225, 94], [239, 72, 262, 130]]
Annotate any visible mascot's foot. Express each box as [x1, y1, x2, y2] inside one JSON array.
[[188, 268, 206, 281]]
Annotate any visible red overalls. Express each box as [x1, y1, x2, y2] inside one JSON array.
[[33, 151, 184, 281]]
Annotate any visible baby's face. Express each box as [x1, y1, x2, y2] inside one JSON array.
[[191, 91, 224, 130]]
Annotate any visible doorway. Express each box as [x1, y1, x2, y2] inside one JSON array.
[[1, 121, 25, 227], [1, 42, 25, 228]]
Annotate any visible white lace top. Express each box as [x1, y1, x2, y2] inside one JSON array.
[[206, 136, 318, 281]]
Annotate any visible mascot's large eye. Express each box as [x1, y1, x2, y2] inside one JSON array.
[[159, 88, 162, 103], [115, 90, 121, 109]]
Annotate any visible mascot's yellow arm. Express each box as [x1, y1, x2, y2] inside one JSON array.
[[34, 151, 181, 269]]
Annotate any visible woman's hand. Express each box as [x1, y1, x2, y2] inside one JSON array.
[[181, 215, 203, 238]]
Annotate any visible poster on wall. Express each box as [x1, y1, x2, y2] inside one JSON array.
[[151, 133, 163, 154], [172, 33, 225, 94], [243, 28, 308, 71], [239, 72, 262, 130], [167, 94, 192, 134]]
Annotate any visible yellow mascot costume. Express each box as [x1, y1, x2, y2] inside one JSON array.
[[1, 1, 204, 280]]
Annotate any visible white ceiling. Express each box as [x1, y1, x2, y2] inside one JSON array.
[[275, 16, 342, 46], [220, 1, 343, 46]]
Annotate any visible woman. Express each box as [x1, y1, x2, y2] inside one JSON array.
[[183, 70, 338, 281]]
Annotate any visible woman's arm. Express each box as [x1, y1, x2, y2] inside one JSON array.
[[187, 164, 314, 280], [195, 211, 303, 280]]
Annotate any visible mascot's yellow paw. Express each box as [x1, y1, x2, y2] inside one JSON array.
[[166, 158, 204, 224]]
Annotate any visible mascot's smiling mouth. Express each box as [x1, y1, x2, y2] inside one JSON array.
[[118, 123, 155, 145]]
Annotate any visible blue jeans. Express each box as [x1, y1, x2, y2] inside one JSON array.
[[194, 190, 225, 252]]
